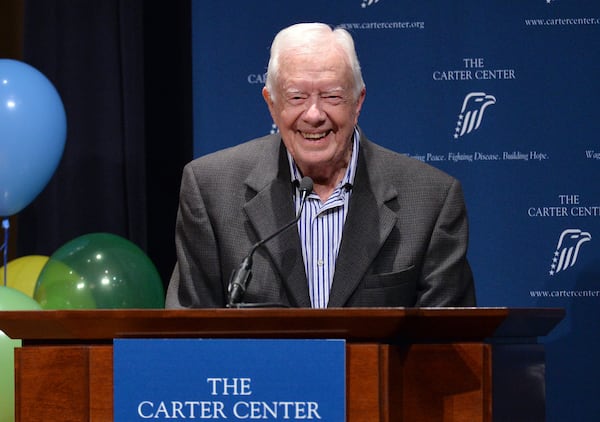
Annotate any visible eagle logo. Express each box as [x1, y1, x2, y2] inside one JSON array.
[[454, 92, 496, 139], [549, 229, 592, 276], [361, 0, 380, 8]]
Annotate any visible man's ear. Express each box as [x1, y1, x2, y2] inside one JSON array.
[[262, 86, 278, 122], [262, 86, 273, 108], [355, 87, 366, 119]]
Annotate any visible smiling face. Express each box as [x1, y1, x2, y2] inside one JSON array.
[[263, 43, 366, 185]]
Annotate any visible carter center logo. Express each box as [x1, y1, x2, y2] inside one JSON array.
[[453, 92, 496, 139], [548, 229, 592, 276]]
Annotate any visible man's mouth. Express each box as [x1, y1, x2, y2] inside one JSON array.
[[301, 131, 330, 140]]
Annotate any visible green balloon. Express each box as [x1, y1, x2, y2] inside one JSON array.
[[34, 233, 165, 309], [0, 286, 42, 310], [0, 331, 21, 422], [0, 286, 42, 422]]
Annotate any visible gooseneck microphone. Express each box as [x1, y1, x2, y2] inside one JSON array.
[[227, 176, 314, 308]]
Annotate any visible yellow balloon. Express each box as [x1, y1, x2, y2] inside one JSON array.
[[1, 255, 49, 297]]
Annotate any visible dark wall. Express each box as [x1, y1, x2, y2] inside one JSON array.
[[0, 0, 23, 59], [0, 0, 24, 261], [144, 2, 193, 285]]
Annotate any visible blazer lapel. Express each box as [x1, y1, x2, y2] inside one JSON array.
[[242, 137, 311, 307], [327, 139, 399, 307]]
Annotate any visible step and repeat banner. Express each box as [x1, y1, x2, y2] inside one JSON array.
[[191, 1, 599, 419]]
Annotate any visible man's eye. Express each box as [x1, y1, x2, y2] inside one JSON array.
[[287, 96, 306, 105], [324, 95, 343, 104]]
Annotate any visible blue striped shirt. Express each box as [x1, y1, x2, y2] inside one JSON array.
[[288, 129, 359, 308]]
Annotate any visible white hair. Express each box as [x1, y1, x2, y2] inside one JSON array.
[[265, 23, 365, 101]]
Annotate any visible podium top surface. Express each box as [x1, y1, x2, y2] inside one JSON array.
[[0, 307, 564, 344]]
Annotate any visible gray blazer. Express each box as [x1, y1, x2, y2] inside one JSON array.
[[166, 131, 476, 308]]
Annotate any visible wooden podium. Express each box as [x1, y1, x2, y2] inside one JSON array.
[[0, 307, 563, 421]]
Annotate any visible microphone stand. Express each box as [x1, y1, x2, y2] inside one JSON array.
[[227, 178, 313, 308]]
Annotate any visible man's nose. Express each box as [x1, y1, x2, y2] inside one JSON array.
[[303, 99, 326, 122]]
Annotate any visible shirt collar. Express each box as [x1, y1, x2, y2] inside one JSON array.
[[287, 127, 360, 193]]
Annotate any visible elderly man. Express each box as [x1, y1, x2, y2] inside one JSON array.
[[166, 23, 476, 308]]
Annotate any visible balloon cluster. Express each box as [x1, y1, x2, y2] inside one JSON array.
[[0, 60, 165, 421], [0, 233, 166, 421]]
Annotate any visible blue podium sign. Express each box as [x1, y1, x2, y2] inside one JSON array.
[[113, 338, 345, 421]]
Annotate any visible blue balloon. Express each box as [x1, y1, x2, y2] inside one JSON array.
[[0, 59, 67, 217]]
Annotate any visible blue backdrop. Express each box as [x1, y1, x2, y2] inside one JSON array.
[[191, 1, 600, 419]]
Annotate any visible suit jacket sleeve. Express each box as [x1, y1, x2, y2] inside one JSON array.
[[166, 162, 225, 308], [417, 178, 475, 306]]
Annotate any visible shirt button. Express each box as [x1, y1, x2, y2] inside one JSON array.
[[317, 259, 324, 267]]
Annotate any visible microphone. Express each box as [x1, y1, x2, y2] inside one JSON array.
[[227, 176, 314, 307]]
